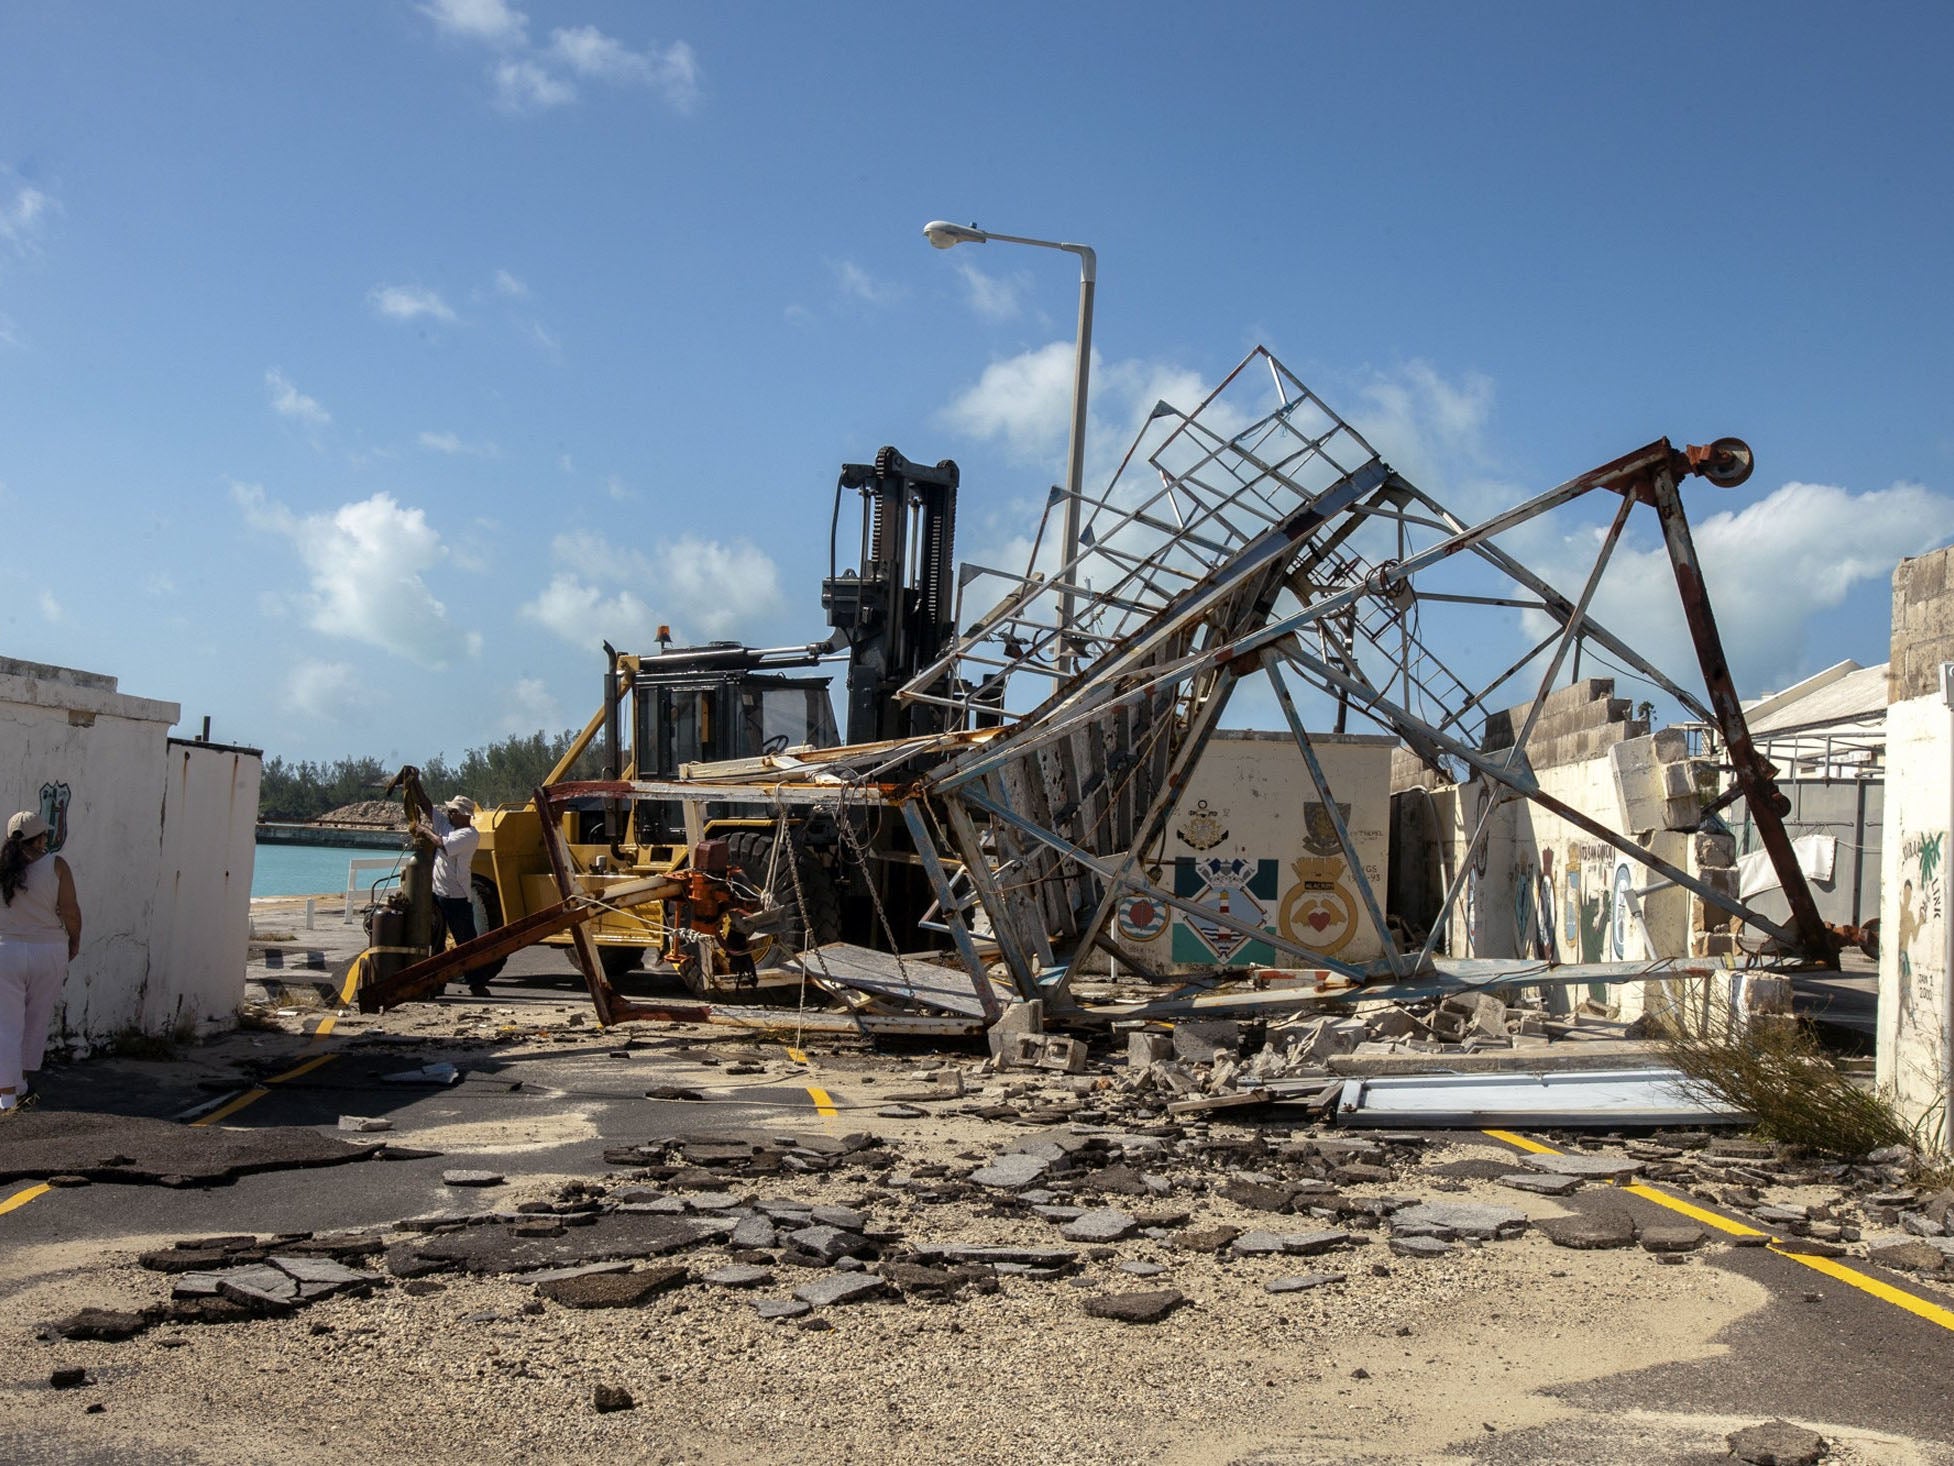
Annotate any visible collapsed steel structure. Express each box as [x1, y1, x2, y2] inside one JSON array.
[[345, 347, 1829, 1032], [573, 345, 1834, 1028]]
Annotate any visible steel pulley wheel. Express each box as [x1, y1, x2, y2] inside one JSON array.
[[1701, 437, 1754, 488]]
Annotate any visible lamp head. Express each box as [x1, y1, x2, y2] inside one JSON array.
[[923, 220, 987, 250]]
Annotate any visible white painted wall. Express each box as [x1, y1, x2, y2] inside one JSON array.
[[1110, 731, 1394, 973], [1877, 686, 1953, 1153], [0, 657, 259, 1045], [150, 740, 262, 1035]]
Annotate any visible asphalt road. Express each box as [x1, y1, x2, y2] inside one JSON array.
[[4, 945, 1952, 1463]]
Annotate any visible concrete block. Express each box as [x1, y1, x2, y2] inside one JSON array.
[[1693, 831, 1736, 867], [1171, 1019, 1241, 1062], [1651, 727, 1689, 760], [1126, 1031, 1172, 1070], [1001, 1033, 1044, 1070], [987, 1000, 1044, 1065], [1035, 1035, 1089, 1074]]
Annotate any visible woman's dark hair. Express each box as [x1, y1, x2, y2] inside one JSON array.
[[1, 830, 33, 905]]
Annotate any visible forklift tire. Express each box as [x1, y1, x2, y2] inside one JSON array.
[[467, 875, 508, 983], [725, 829, 842, 969]]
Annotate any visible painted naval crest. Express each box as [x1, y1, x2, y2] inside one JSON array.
[[1175, 799, 1228, 851], [1278, 854, 1359, 957]]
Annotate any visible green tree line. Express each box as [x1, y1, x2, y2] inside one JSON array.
[[257, 729, 604, 823]]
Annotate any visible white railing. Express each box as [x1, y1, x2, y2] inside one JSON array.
[[345, 857, 405, 924]]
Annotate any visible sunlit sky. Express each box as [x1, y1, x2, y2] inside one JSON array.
[[2, 1, 1949, 764]]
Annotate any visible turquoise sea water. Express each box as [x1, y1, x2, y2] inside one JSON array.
[[251, 842, 410, 899]]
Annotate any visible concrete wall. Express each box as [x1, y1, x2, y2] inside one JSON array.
[[1890, 546, 1954, 704], [1110, 731, 1394, 974], [1397, 678, 1744, 1025], [1877, 685, 1953, 1153], [150, 740, 262, 1034], [0, 656, 259, 1045]]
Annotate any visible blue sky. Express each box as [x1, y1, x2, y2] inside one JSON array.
[[1, 1, 1949, 765]]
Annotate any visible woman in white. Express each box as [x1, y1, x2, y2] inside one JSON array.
[[0, 810, 82, 1115]]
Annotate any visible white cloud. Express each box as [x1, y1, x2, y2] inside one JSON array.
[[521, 531, 783, 648], [1523, 478, 1954, 696], [418, 430, 498, 457], [502, 676, 564, 733], [953, 259, 1024, 320], [421, 0, 526, 46], [604, 475, 634, 502], [0, 184, 50, 252], [524, 319, 563, 360], [284, 660, 364, 723], [493, 268, 528, 298], [494, 58, 576, 112], [37, 590, 61, 623], [369, 283, 458, 323], [833, 260, 903, 307], [232, 482, 477, 667], [144, 573, 176, 597], [0, 312, 19, 351], [940, 341, 1080, 461], [266, 368, 331, 428], [548, 27, 700, 110], [1347, 360, 1519, 520]]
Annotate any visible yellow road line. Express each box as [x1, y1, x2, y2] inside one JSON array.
[[806, 1086, 837, 1117], [337, 953, 366, 1007], [312, 1014, 337, 1039], [1622, 1183, 1767, 1238], [1481, 1127, 1560, 1155], [784, 1047, 808, 1065], [190, 1052, 338, 1128], [0, 1182, 50, 1216], [1487, 1129, 1954, 1335]]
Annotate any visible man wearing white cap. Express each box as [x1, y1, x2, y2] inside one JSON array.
[[0, 810, 82, 1114], [414, 794, 489, 998]]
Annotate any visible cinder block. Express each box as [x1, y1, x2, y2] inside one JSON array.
[[1693, 831, 1736, 868], [1002, 1033, 1044, 1069], [1035, 1035, 1088, 1074], [1126, 1031, 1172, 1070]]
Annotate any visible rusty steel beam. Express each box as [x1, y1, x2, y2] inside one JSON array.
[[1646, 444, 1836, 966]]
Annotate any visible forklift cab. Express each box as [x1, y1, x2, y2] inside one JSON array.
[[613, 671, 840, 847]]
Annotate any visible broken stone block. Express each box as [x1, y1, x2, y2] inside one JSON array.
[[1538, 1212, 1637, 1250], [1637, 1225, 1708, 1254], [49, 1367, 91, 1390], [1172, 1225, 1241, 1253], [968, 1152, 1051, 1190], [729, 1215, 778, 1249], [1726, 1419, 1827, 1466], [1170, 1019, 1240, 1063], [1060, 1209, 1139, 1244], [442, 1169, 504, 1188], [791, 1273, 887, 1308], [987, 1000, 1044, 1066], [1497, 1172, 1581, 1197], [337, 1116, 392, 1133], [1867, 1237, 1950, 1273], [784, 1225, 869, 1262], [1265, 1272, 1345, 1293], [592, 1384, 635, 1414], [538, 1266, 687, 1309], [1389, 1202, 1528, 1241], [1438, 991, 1508, 1040], [46, 1308, 147, 1342], [1220, 1179, 1297, 1213], [754, 1298, 811, 1320], [1127, 1031, 1172, 1070], [1386, 1235, 1454, 1260], [1081, 1288, 1183, 1323], [1522, 1152, 1645, 1181], [703, 1265, 774, 1288], [1118, 1261, 1168, 1277], [1035, 1035, 1089, 1074]]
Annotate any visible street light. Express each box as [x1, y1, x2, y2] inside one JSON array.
[[922, 219, 1096, 675]]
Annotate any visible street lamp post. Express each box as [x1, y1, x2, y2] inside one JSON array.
[[923, 220, 1096, 675]]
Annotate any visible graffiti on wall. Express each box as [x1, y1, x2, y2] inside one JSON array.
[[38, 781, 72, 853], [1895, 828, 1946, 1037]]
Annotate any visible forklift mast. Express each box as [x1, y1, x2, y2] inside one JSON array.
[[821, 446, 960, 745]]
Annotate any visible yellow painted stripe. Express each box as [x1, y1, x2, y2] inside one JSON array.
[[806, 1086, 837, 1117], [1775, 1250, 1954, 1331], [1489, 1130, 1954, 1335], [784, 1047, 808, 1065], [269, 1053, 336, 1084], [191, 1052, 338, 1127], [1622, 1183, 1767, 1237], [0, 1182, 51, 1216], [191, 1087, 270, 1127], [312, 1014, 337, 1039], [337, 953, 366, 1007], [1481, 1127, 1560, 1155]]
